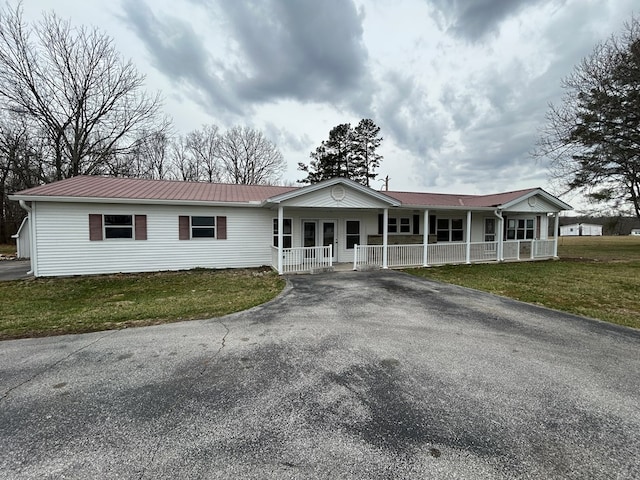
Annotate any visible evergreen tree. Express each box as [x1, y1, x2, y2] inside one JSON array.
[[298, 120, 383, 185], [351, 119, 383, 187]]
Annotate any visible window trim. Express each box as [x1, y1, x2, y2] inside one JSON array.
[[89, 214, 147, 241], [436, 217, 464, 242], [178, 215, 227, 240], [190, 215, 216, 239], [507, 217, 535, 240], [273, 218, 292, 249], [345, 219, 361, 250], [104, 214, 134, 240], [387, 216, 413, 235]]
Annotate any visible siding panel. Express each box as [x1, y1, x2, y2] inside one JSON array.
[[34, 203, 273, 277]]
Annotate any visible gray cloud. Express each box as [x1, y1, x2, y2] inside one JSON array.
[[217, 0, 371, 108], [427, 0, 559, 41], [119, 0, 242, 117], [121, 0, 372, 118]]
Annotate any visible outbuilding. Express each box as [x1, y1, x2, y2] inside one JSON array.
[[560, 223, 603, 236], [10, 176, 572, 277]]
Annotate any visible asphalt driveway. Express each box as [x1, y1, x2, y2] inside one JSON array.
[[1, 270, 639, 479], [0, 260, 31, 281]]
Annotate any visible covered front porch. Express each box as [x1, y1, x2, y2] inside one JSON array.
[[264, 177, 566, 275], [271, 238, 558, 274]]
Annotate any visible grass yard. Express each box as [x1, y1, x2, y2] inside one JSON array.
[[0, 243, 16, 256], [406, 236, 640, 329], [0, 268, 285, 340]]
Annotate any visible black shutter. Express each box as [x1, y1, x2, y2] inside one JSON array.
[[413, 214, 420, 234], [378, 213, 384, 235]]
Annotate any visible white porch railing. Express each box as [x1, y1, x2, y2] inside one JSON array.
[[427, 243, 467, 266], [503, 240, 556, 261], [353, 244, 384, 268], [353, 239, 556, 270], [387, 244, 424, 268], [271, 245, 333, 274]]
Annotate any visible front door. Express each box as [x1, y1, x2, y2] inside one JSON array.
[[303, 220, 337, 261], [321, 220, 337, 261]]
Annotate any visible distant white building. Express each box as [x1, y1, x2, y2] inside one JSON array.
[[631, 228, 640, 236], [560, 223, 603, 236]]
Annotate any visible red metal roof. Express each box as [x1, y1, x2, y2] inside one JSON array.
[[12, 175, 540, 208], [385, 188, 538, 208], [13, 176, 297, 203]]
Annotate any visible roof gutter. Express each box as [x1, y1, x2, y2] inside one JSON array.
[[8, 195, 264, 208]]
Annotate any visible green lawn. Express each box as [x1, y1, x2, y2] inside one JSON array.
[[0, 243, 16, 256], [405, 236, 640, 329], [0, 268, 285, 340]]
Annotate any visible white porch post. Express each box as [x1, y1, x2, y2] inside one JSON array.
[[496, 210, 504, 261], [553, 213, 560, 258], [465, 210, 472, 264], [423, 209, 429, 267], [277, 206, 284, 274], [382, 208, 389, 269]]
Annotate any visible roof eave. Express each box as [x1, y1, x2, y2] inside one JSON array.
[[499, 188, 573, 211], [266, 177, 402, 207], [8, 194, 263, 207]]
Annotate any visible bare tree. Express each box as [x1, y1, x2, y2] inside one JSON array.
[[186, 125, 222, 182], [536, 16, 640, 219], [0, 4, 165, 181], [171, 135, 200, 182], [219, 126, 285, 184]]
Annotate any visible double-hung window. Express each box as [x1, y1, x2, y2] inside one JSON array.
[[191, 216, 216, 238], [346, 220, 360, 249], [507, 218, 534, 240], [90, 214, 147, 241], [104, 215, 133, 239], [178, 215, 227, 240], [273, 218, 292, 248], [436, 218, 464, 242]]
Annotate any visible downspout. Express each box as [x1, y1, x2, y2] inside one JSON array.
[[494, 209, 504, 261], [18, 200, 34, 275]]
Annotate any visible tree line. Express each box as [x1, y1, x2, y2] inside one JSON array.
[[0, 5, 287, 243]]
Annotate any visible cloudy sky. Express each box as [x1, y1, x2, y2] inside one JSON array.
[[20, 0, 637, 202]]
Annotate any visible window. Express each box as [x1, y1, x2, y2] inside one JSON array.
[[273, 218, 292, 248], [388, 217, 397, 233], [90, 214, 147, 241], [346, 221, 360, 249], [178, 216, 226, 240], [507, 218, 534, 240], [104, 215, 133, 239], [484, 218, 496, 242], [386, 217, 411, 234], [436, 218, 464, 242], [191, 216, 215, 238]]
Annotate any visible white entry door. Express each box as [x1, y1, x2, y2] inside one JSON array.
[[303, 220, 337, 262], [321, 220, 337, 262]]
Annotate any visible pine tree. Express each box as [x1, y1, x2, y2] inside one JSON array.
[[298, 120, 383, 185], [351, 119, 383, 187]]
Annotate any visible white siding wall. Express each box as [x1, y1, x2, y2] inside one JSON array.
[[280, 186, 390, 208], [33, 202, 273, 277]]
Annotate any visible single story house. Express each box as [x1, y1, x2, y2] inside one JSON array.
[[559, 223, 603, 236], [10, 175, 572, 277], [631, 228, 640, 236]]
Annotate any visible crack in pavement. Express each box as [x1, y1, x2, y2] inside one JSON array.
[[138, 319, 230, 480], [0, 330, 117, 402]]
